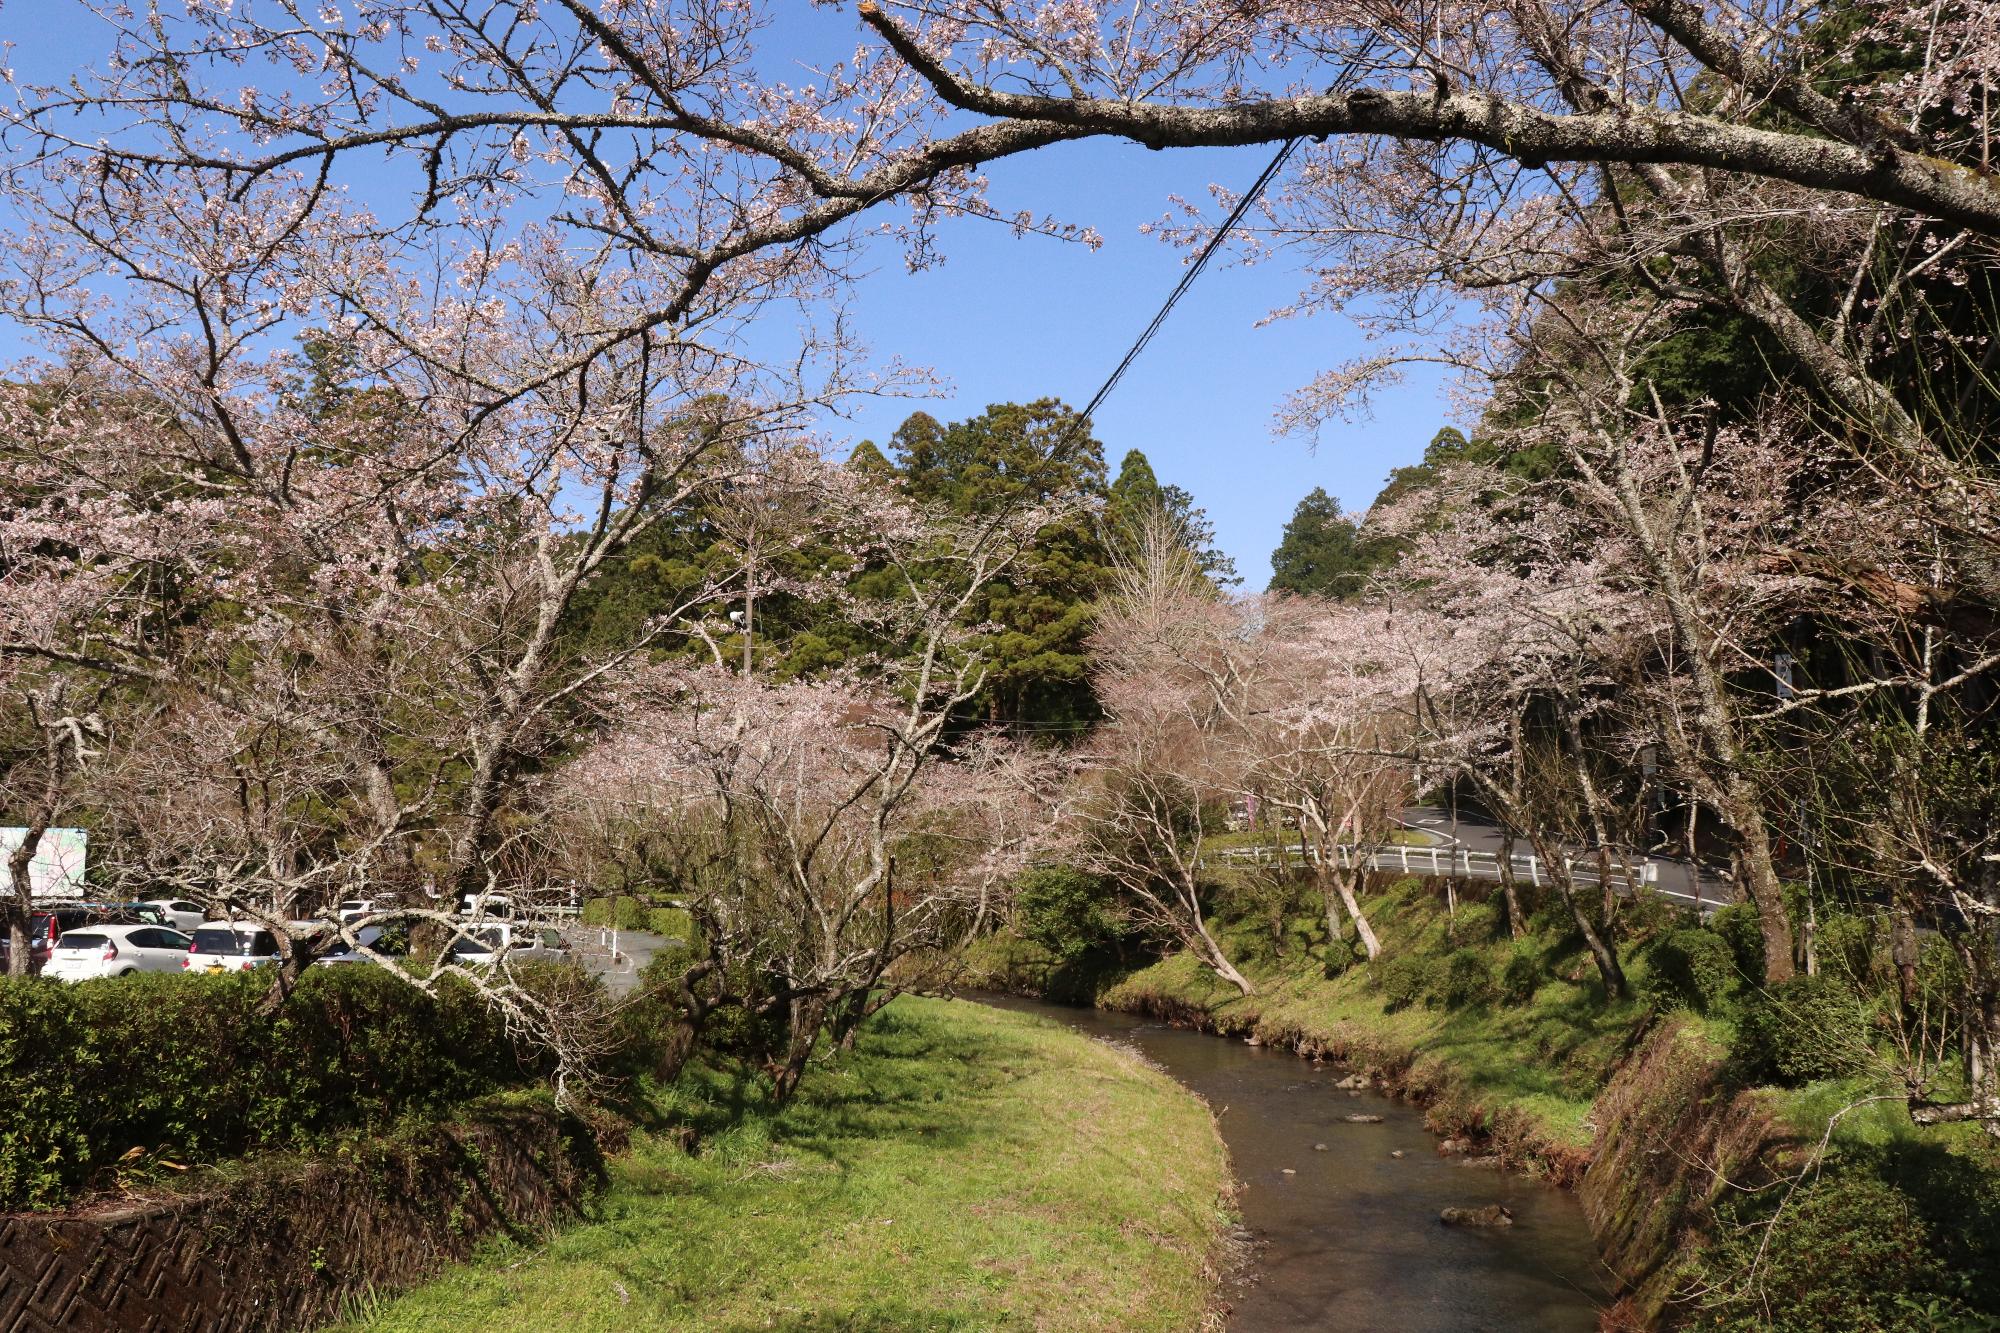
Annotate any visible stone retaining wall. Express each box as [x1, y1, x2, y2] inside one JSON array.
[[0, 1098, 615, 1332]]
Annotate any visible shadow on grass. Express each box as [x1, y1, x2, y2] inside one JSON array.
[[714, 1308, 989, 1333], [621, 1003, 1036, 1187]]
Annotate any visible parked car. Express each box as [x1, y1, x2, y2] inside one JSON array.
[[456, 892, 516, 919], [140, 899, 208, 932], [183, 921, 285, 974], [446, 923, 566, 966], [2, 904, 140, 975], [335, 898, 389, 924], [45, 925, 193, 981], [314, 925, 408, 967]]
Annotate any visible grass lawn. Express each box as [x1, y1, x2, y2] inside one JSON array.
[[342, 996, 1232, 1333]]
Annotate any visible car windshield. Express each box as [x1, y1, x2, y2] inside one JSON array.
[[56, 932, 108, 951], [449, 928, 507, 953], [132, 905, 169, 925], [191, 928, 278, 956]]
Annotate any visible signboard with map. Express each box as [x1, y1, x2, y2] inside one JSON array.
[[0, 827, 90, 899]]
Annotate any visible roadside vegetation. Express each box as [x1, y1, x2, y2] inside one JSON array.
[[342, 997, 1231, 1333], [0, 968, 550, 1211]]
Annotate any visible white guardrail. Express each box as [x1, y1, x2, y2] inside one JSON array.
[[1202, 842, 1715, 905]]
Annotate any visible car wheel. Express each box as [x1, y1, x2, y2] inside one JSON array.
[[116, 969, 137, 977]]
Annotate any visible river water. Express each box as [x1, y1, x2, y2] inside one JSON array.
[[975, 994, 1609, 1332]]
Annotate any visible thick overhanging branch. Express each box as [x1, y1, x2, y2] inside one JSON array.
[[856, 4, 2000, 237]]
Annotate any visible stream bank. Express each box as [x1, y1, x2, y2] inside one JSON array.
[[964, 916, 1789, 1329], [976, 992, 1610, 1331]]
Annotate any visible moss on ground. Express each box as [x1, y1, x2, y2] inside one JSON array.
[[342, 996, 1232, 1333]]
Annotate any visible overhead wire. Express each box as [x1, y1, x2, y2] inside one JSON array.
[[1073, 37, 1380, 427]]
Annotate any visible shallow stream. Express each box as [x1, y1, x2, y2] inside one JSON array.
[[975, 993, 1610, 1332]]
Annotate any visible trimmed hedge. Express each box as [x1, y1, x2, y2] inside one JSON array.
[[0, 967, 553, 1211]]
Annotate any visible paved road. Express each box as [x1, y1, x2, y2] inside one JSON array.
[[1398, 806, 1734, 913], [1210, 806, 1735, 916], [564, 928, 678, 996]]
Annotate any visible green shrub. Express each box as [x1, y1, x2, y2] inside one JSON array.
[[1643, 927, 1745, 1014], [1438, 948, 1495, 1008], [1682, 1172, 1983, 1331], [1014, 866, 1122, 963], [582, 895, 654, 930], [1447, 901, 1501, 946], [1372, 953, 1440, 1009], [1499, 942, 1542, 1005], [1733, 973, 1875, 1085], [1812, 912, 1879, 988], [1709, 904, 1770, 982], [0, 966, 561, 1211], [647, 906, 694, 941]]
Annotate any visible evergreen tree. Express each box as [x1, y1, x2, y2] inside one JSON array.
[[844, 438, 897, 480], [894, 400, 1113, 734], [1267, 487, 1374, 598], [1107, 448, 1237, 586]]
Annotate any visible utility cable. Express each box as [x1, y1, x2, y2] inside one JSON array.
[[1075, 136, 1302, 425], [1074, 40, 1379, 427]]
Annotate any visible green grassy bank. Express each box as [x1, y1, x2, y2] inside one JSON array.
[[343, 996, 1232, 1333]]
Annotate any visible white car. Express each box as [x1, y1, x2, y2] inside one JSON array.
[[447, 923, 566, 966], [183, 921, 285, 974], [335, 898, 393, 924], [457, 892, 516, 919], [140, 899, 208, 932], [45, 925, 193, 981]]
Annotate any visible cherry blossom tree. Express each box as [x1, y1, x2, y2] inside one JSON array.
[[1073, 515, 1266, 993], [551, 479, 1067, 1099], [0, 135, 883, 1043], [1241, 596, 1418, 962]]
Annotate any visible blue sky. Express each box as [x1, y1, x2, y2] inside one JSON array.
[[0, 0, 1455, 588], [822, 134, 1453, 586]]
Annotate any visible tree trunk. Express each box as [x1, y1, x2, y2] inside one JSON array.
[[1191, 912, 1256, 995], [1333, 865, 1383, 959], [1891, 903, 1921, 1019], [770, 994, 826, 1105], [1531, 833, 1628, 999], [1319, 865, 1348, 945], [1596, 451, 1796, 982], [4, 837, 38, 979], [1496, 831, 1527, 938], [1723, 779, 1797, 984]]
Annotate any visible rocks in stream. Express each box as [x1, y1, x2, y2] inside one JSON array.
[[1437, 1136, 1473, 1155], [1313, 1143, 1328, 1151], [1342, 1114, 1384, 1124], [1389, 1150, 1406, 1159], [1333, 1073, 1370, 1090], [1439, 1204, 1515, 1228], [1457, 1156, 1504, 1170]]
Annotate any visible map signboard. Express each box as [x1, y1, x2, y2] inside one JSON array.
[[0, 828, 90, 899]]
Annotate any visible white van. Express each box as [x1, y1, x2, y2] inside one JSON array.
[[183, 921, 285, 974], [456, 892, 516, 920]]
